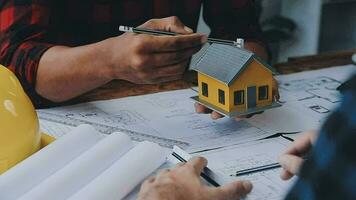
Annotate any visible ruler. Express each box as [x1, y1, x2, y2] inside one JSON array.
[[37, 111, 190, 149]]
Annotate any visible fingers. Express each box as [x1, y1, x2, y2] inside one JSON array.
[[278, 154, 304, 176], [211, 111, 224, 120], [136, 17, 207, 52], [208, 181, 253, 200], [140, 34, 206, 52], [145, 46, 201, 68], [194, 103, 224, 120], [140, 16, 193, 34], [284, 130, 316, 155], [280, 169, 294, 181], [234, 111, 264, 120], [156, 46, 202, 65], [194, 103, 264, 120], [186, 157, 208, 176], [133, 59, 188, 84], [194, 103, 213, 113], [272, 78, 280, 101]]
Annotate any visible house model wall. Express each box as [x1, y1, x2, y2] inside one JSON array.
[[191, 43, 281, 117]]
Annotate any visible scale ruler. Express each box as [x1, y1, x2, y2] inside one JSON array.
[[37, 111, 190, 149]]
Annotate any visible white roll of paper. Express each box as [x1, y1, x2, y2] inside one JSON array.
[[68, 141, 168, 200], [0, 124, 103, 200], [19, 132, 133, 200]]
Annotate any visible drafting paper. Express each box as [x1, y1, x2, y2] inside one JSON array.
[[196, 137, 295, 200], [18, 132, 133, 200], [0, 125, 103, 200], [68, 141, 168, 200]]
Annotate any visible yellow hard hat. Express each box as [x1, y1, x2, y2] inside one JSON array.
[[0, 65, 43, 174]]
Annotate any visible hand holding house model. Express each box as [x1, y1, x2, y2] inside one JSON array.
[[191, 40, 281, 118]]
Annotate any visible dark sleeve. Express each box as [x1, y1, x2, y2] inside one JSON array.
[[202, 0, 266, 48], [0, 0, 55, 108], [285, 75, 356, 200]]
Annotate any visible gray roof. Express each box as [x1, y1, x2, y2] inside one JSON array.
[[189, 43, 211, 70], [192, 43, 275, 86]]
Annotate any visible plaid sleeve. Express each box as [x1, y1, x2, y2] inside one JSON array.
[[285, 75, 356, 200], [202, 0, 266, 47], [0, 0, 55, 108]]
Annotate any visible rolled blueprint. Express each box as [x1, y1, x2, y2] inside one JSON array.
[[18, 132, 133, 200], [68, 141, 168, 200], [0, 124, 103, 200]]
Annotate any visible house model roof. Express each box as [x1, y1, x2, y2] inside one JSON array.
[[191, 43, 275, 86]]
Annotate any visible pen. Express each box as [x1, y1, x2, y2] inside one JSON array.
[[171, 152, 220, 187], [119, 25, 244, 47], [232, 162, 281, 177]]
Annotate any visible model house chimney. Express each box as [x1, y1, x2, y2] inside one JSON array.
[[235, 38, 244, 48]]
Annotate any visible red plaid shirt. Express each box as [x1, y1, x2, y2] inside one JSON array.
[[0, 0, 264, 108]]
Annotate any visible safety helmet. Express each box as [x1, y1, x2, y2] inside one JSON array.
[[0, 65, 42, 174]]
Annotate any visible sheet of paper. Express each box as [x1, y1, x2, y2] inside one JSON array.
[[248, 64, 356, 132], [241, 169, 296, 200], [19, 132, 133, 200], [40, 120, 73, 138], [0, 125, 103, 200], [193, 137, 294, 200], [68, 141, 168, 200], [37, 89, 278, 153], [194, 138, 290, 176]]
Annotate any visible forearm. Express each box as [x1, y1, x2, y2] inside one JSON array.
[[36, 39, 114, 102]]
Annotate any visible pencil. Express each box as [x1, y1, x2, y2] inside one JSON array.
[[172, 152, 220, 187], [232, 162, 281, 177], [119, 25, 244, 47]]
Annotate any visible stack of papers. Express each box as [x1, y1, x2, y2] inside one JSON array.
[[35, 64, 355, 200], [0, 125, 168, 200]]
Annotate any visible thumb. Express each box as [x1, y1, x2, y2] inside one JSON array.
[[140, 16, 193, 34], [208, 181, 253, 200], [278, 154, 304, 175]]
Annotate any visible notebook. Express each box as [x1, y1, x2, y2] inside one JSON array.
[[0, 124, 168, 200]]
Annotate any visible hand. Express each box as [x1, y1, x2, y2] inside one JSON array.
[[195, 78, 280, 120], [278, 130, 318, 180], [137, 157, 253, 200], [104, 16, 207, 84]]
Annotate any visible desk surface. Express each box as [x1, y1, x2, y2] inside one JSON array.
[[73, 49, 356, 104]]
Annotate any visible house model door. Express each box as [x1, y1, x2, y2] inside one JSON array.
[[247, 86, 257, 109]]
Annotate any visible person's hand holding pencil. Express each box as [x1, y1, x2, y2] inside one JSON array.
[[137, 157, 253, 200], [104, 16, 206, 84]]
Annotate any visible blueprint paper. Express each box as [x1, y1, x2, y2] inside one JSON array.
[[37, 90, 275, 153], [196, 138, 295, 200], [68, 141, 168, 200], [276, 64, 355, 126], [0, 125, 103, 200], [19, 132, 133, 200], [195, 138, 290, 176], [40, 120, 72, 138]]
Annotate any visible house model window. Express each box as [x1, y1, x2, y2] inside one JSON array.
[[202, 82, 208, 97], [234, 90, 244, 105], [258, 85, 268, 100], [218, 89, 225, 105]]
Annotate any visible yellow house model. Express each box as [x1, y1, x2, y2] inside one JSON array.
[[191, 43, 281, 117]]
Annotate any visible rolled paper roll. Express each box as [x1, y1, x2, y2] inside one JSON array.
[[68, 141, 168, 200], [0, 124, 103, 200], [19, 132, 133, 200]]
